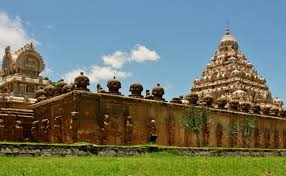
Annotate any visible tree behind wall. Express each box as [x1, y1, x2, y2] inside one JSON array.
[[239, 115, 256, 148], [181, 106, 209, 147], [228, 121, 239, 147]]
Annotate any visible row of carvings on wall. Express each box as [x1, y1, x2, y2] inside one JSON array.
[[29, 110, 286, 148], [0, 116, 33, 142], [30, 113, 158, 145]]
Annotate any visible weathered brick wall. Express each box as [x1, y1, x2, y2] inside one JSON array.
[[30, 91, 286, 148]]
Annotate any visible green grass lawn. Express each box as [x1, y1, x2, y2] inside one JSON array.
[[0, 152, 285, 176]]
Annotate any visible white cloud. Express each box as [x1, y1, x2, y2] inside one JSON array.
[[62, 68, 84, 83], [130, 44, 160, 63], [102, 51, 128, 69], [88, 66, 131, 83], [0, 11, 38, 58], [62, 44, 159, 85], [102, 44, 160, 69], [62, 66, 130, 83]]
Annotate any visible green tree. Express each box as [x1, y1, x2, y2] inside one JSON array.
[[182, 106, 209, 147], [228, 121, 239, 147], [239, 115, 256, 147]]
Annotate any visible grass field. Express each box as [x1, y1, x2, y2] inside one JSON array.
[[0, 152, 285, 176]]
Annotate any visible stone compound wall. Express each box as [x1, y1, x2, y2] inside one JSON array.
[[30, 91, 286, 148], [1, 143, 286, 157]]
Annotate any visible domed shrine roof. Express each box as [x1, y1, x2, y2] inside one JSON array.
[[107, 76, 122, 95], [74, 72, 90, 91], [219, 29, 239, 52]]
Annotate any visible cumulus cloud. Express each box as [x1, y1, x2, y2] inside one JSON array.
[[102, 44, 160, 69], [62, 66, 130, 83], [130, 44, 160, 63], [62, 44, 159, 84], [0, 11, 38, 58], [102, 51, 128, 69]]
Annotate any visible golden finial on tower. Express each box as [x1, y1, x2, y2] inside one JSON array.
[[225, 20, 231, 35], [225, 28, 230, 35]]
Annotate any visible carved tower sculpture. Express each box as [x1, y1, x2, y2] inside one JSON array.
[[190, 29, 284, 113]]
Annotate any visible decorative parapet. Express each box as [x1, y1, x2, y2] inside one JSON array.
[[30, 90, 286, 120]]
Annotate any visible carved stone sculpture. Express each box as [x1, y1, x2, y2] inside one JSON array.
[[44, 85, 55, 98], [15, 120, 23, 141], [152, 84, 165, 101], [107, 76, 121, 95], [96, 84, 106, 93], [239, 101, 251, 113], [31, 120, 39, 141], [101, 114, 111, 144], [261, 105, 272, 116], [170, 98, 182, 104], [203, 95, 214, 107], [40, 119, 50, 141], [217, 96, 227, 109], [125, 116, 133, 145], [129, 83, 143, 98], [279, 108, 286, 118], [54, 116, 62, 143], [149, 119, 157, 144], [269, 106, 279, 117], [144, 90, 154, 100], [55, 79, 67, 95], [229, 100, 240, 111], [186, 92, 198, 105], [273, 97, 284, 108], [70, 111, 80, 142], [43, 119, 50, 134], [74, 72, 90, 91], [35, 87, 47, 102], [251, 104, 261, 114], [0, 119, 4, 128], [63, 84, 74, 93], [0, 94, 8, 103]]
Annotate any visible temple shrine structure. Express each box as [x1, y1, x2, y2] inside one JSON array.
[[0, 43, 48, 108], [191, 29, 283, 111], [0, 29, 286, 148]]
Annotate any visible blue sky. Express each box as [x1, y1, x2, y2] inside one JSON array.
[[1, 0, 286, 102]]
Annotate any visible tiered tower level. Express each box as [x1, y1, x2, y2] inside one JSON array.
[[0, 44, 48, 105], [191, 29, 283, 108]]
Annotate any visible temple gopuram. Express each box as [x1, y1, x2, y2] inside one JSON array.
[[190, 29, 284, 114], [0, 29, 286, 148]]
